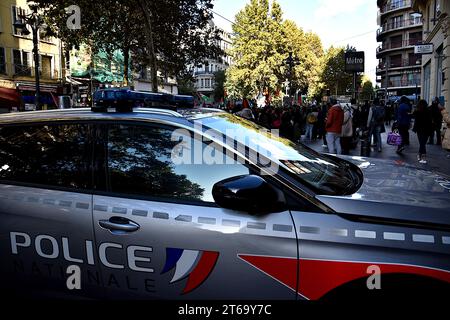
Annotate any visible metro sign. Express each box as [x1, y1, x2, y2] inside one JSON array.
[[414, 44, 434, 55], [345, 51, 365, 73]]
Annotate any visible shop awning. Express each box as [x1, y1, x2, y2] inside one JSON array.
[[0, 87, 20, 108], [16, 83, 59, 93], [65, 76, 83, 86]]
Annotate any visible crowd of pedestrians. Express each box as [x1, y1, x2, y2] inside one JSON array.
[[228, 95, 450, 164]]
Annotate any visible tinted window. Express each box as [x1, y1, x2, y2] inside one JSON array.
[[200, 113, 362, 196], [107, 124, 249, 202], [0, 124, 90, 189]]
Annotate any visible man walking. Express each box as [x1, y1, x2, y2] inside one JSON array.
[[395, 96, 412, 154], [325, 98, 344, 154], [367, 98, 385, 153], [429, 97, 443, 145]]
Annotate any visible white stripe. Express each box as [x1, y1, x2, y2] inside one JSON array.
[[355, 230, 376, 239], [383, 232, 405, 241], [443, 237, 450, 245], [170, 250, 200, 283], [412, 234, 435, 243]]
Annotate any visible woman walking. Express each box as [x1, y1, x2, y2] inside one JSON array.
[[412, 100, 433, 164], [395, 96, 412, 154]]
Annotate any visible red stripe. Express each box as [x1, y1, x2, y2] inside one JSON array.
[[299, 259, 450, 300], [238, 255, 450, 300], [183, 251, 219, 294]]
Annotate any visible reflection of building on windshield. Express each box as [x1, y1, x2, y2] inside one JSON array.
[[281, 160, 311, 175], [201, 115, 339, 166]]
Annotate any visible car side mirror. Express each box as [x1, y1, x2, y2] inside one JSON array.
[[212, 175, 287, 215]]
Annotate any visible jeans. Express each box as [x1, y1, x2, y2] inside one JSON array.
[[372, 125, 382, 151], [398, 125, 409, 149], [429, 126, 442, 145], [305, 123, 314, 140], [326, 133, 341, 154], [417, 132, 429, 155]]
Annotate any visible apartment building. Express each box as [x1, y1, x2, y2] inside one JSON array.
[[412, 0, 449, 109], [0, 0, 64, 112], [193, 24, 232, 102], [376, 0, 423, 100]]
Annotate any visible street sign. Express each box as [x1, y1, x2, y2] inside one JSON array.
[[414, 44, 434, 54], [345, 51, 365, 73]]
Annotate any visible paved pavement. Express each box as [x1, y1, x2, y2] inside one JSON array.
[[301, 125, 450, 176]]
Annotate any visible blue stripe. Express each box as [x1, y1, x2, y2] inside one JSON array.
[[161, 248, 184, 274]]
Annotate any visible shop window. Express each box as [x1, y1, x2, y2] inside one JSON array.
[[0, 48, 6, 74], [13, 49, 31, 76]]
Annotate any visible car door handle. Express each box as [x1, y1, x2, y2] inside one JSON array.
[[99, 217, 140, 233]]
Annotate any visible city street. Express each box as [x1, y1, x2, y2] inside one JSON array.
[[302, 125, 450, 176], [1, 0, 450, 308]]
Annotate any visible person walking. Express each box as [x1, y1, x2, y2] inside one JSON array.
[[395, 96, 412, 154], [305, 106, 318, 141], [412, 100, 433, 164], [325, 99, 344, 154], [367, 98, 385, 153], [429, 97, 443, 145], [440, 105, 450, 151], [340, 102, 353, 155]]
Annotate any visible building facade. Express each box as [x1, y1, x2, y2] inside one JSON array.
[[193, 25, 232, 102], [412, 0, 449, 110], [376, 0, 423, 101], [133, 67, 178, 95], [0, 0, 65, 112]]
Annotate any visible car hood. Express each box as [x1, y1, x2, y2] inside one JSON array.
[[316, 156, 450, 227]]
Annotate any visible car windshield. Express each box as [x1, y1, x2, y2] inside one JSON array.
[[199, 113, 362, 196]]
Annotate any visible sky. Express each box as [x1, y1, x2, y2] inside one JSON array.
[[212, 0, 379, 84]]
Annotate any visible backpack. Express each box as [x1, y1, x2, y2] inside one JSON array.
[[372, 106, 385, 124], [307, 113, 318, 124]]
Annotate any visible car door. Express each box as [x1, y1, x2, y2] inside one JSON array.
[[92, 121, 298, 299], [0, 122, 103, 298]]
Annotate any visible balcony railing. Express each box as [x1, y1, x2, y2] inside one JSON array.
[[380, 0, 412, 14], [376, 38, 422, 54], [10, 63, 58, 79], [387, 79, 421, 87], [376, 58, 421, 73], [194, 70, 215, 76], [14, 64, 32, 77], [377, 18, 422, 37]]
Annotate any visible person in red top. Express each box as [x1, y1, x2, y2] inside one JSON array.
[[325, 98, 344, 154]]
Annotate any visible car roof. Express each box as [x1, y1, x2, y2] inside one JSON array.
[[0, 107, 226, 125]]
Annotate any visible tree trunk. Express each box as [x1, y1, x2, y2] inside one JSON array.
[[123, 45, 130, 87], [138, 0, 158, 93]]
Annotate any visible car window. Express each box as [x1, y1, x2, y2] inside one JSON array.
[[0, 124, 90, 189], [107, 124, 250, 203], [200, 113, 362, 196]]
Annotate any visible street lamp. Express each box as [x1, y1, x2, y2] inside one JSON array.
[[13, 5, 44, 110], [284, 52, 299, 99]]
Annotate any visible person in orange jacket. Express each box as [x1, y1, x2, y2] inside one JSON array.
[[325, 98, 344, 154]]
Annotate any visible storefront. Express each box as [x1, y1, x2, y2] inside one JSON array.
[[16, 82, 62, 111], [0, 86, 20, 113]]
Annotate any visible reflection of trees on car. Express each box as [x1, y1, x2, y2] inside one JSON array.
[[0, 124, 90, 189], [108, 125, 204, 201]]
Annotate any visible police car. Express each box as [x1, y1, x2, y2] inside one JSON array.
[[0, 104, 449, 300]]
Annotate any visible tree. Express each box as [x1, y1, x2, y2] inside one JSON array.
[[226, 0, 287, 102], [360, 76, 374, 101], [213, 70, 226, 102], [225, 1, 324, 103], [320, 46, 362, 97], [282, 20, 324, 98], [32, 0, 221, 91]]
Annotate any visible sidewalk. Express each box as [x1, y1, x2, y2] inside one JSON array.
[[301, 126, 450, 176]]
